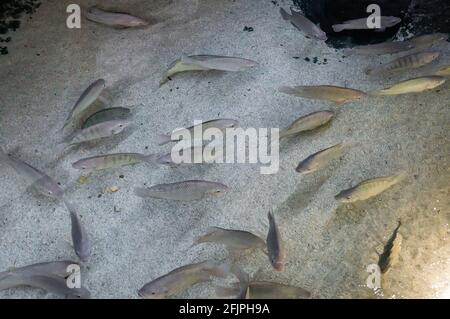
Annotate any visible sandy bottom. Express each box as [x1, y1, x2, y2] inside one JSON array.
[[0, 0, 449, 298]]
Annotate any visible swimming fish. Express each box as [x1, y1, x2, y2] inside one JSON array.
[[63, 119, 131, 146], [435, 65, 450, 76], [366, 52, 440, 75], [62, 79, 106, 134], [82, 107, 132, 129], [266, 211, 284, 272], [160, 56, 258, 86], [296, 142, 346, 174], [332, 16, 401, 32], [0, 272, 90, 298], [0, 260, 77, 281], [335, 174, 404, 203], [73, 153, 155, 171], [192, 227, 266, 251], [279, 85, 366, 105], [279, 110, 334, 140], [378, 221, 402, 273], [138, 261, 230, 299], [134, 180, 229, 201], [216, 281, 311, 299], [86, 6, 149, 28], [0, 151, 64, 199], [65, 201, 91, 262], [371, 76, 445, 96], [345, 41, 414, 56], [279, 7, 327, 41], [229, 265, 250, 299], [407, 33, 449, 50], [157, 119, 239, 145]]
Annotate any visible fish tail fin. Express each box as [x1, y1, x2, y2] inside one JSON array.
[[156, 134, 172, 146], [279, 7, 290, 20], [134, 187, 150, 198], [332, 24, 345, 32], [54, 142, 68, 154], [278, 86, 296, 95], [98, 89, 112, 107], [215, 284, 240, 297]]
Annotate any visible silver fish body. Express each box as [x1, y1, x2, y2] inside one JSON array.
[[372, 76, 446, 96], [65, 119, 131, 145], [216, 281, 311, 299], [63, 79, 106, 132], [296, 143, 345, 174], [134, 180, 229, 201], [160, 56, 258, 85], [267, 211, 284, 272], [158, 119, 239, 145], [0, 152, 64, 199], [0, 272, 90, 298], [193, 227, 266, 251], [332, 16, 401, 32], [367, 52, 440, 75], [138, 261, 230, 299], [279, 110, 334, 139], [82, 107, 131, 129], [345, 41, 414, 55], [280, 7, 327, 41], [86, 6, 149, 28], [435, 65, 450, 76], [335, 175, 404, 203], [279, 85, 366, 105], [408, 33, 449, 50], [73, 153, 153, 170], [66, 202, 91, 262]]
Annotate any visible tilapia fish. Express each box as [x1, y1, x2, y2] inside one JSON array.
[[266, 211, 284, 272], [138, 261, 230, 299], [378, 221, 402, 273], [366, 52, 440, 75], [335, 174, 404, 203], [0, 273, 90, 298], [280, 7, 327, 41], [279, 110, 334, 139], [345, 41, 414, 56], [63, 119, 131, 146], [82, 107, 131, 129], [296, 142, 346, 174], [73, 153, 155, 171], [0, 151, 64, 199], [408, 33, 449, 50], [333, 16, 401, 32], [86, 6, 149, 28], [193, 227, 266, 251], [279, 85, 366, 105], [371, 76, 446, 96], [158, 119, 239, 145], [62, 79, 106, 133], [65, 201, 91, 262], [0, 260, 77, 282], [160, 55, 258, 86], [435, 65, 450, 76], [216, 281, 311, 299], [134, 180, 229, 201]]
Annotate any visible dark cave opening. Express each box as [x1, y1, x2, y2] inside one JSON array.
[[293, 0, 450, 48]]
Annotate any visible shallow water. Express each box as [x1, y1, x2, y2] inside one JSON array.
[[0, 0, 449, 299]]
